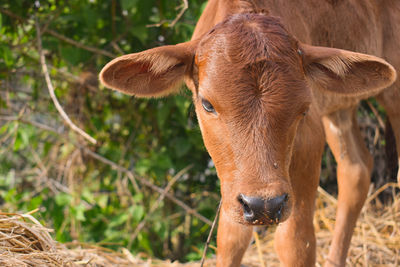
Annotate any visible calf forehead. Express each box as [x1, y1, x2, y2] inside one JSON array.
[[195, 13, 310, 116], [196, 13, 301, 69]]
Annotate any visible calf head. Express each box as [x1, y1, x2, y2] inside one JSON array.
[[100, 14, 396, 226]]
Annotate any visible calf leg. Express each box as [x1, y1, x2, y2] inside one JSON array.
[[376, 85, 400, 185], [275, 124, 323, 267], [274, 196, 317, 266], [323, 108, 373, 267], [216, 205, 253, 267]]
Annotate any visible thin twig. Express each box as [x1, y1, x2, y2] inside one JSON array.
[[35, 17, 97, 145], [366, 101, 386, 131], [200, 200, 221, 267], [2, 115, 211, 226], [0, 8, 115, 58], [0, 116, 63, 134], [317, 186, 338, 205], [45, 29, 116, 58], [110, 41, 124, 55], [19, 51, 98, 92], [169, 0, 188, 27], [146, 0, 188, 28], [0, 8, 24, 22], [365, 182, 399, 204], [83, 148, 212, 226], [128, 165, 193, 248]]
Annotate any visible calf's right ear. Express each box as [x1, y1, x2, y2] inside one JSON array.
[[99, 40, 198, 97]]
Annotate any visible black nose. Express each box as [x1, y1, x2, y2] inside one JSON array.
[[237, 193, 288, 224]]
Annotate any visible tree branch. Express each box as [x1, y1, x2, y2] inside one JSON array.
[[44, 29, 116, 58], [146, 0, 188, 28], [83, 148, 212, 226], [35, 17, 97, 145], [200, 200, 221, 267], [169, 0, 188, 27], [1, 114, 212, 226], [0, 115, 62, 134], [0, 8, 115, 58], [128, 164, 193, 248], [366, 101, 386, 131]]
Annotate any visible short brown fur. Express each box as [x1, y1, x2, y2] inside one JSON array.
[[99, 1, 399, 266]]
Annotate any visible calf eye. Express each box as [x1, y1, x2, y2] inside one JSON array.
[[202, 99, 215, 113]]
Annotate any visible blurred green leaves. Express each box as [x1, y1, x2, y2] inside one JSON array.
[[0, 46, 14, 68], [0, 0, 218, 263]]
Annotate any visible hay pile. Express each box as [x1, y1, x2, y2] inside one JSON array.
[[1, 184, 399, 267], [0, 212, 163, 267]]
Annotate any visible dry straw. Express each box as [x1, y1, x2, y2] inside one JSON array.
[[1, 183, 399, 266]]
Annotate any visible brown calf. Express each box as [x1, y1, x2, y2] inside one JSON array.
[[100, 1, 399, 266]]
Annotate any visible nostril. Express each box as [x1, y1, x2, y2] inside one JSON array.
[[282, 193, 289, 203], [238, 193, 289, 224], [237, 194, 245, 207], [237, 194, 254, 219], [276, 201, 284, 222], [267, 193, 289, 223], [242, 202, 253, 217]]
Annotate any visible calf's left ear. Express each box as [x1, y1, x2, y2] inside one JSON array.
[[300, 43, 397, 98], [100, 40, 198, 97]]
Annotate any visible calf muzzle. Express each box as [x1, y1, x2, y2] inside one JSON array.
[[237, 193, 288, 225]]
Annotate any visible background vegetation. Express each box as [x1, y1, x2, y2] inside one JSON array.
[[0, 0, 397, 263]]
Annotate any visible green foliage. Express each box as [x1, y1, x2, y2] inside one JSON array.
[[0, 0, 219, 262]]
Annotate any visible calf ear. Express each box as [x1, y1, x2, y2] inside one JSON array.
[[100, 40, 198, 97], [300, 43, 397, 98]]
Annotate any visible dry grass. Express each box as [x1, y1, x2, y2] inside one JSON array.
[[0, 184, 399, 267], [238, 183, 400, 267]]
